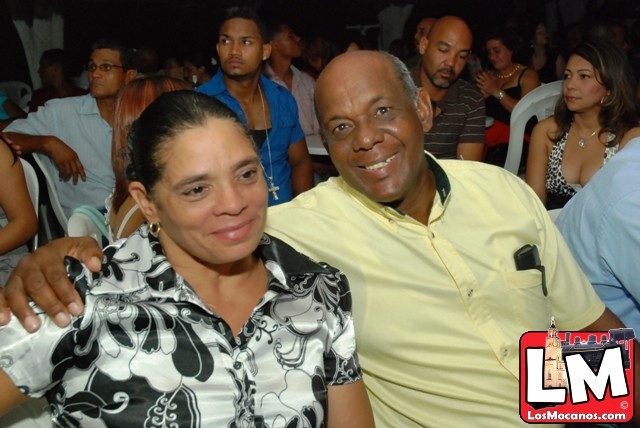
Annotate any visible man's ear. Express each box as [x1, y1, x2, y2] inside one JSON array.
[[124, 68, 138, 83], [262, 42, 272, 61], [128, 181, 159, 224], [416, 87, 433, 133], [418, 36, 429, 55]]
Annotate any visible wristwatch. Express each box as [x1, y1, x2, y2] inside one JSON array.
[[495, 90, 506, 101]]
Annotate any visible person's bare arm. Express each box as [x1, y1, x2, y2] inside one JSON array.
[[457, 142, 485, 161], [0, 144, 37, 254], [0, 369, 28, 417], [1, 132, 86, 184], [288, 138, 314, 196], [520, 68, 541, 98], [581, 308, 640, 425], [525, 119, 554, 204], [326, 381, 375, 428], [1, 99, 27, 124], [475, 70, 522, 113], [0, 237, 103, 332]]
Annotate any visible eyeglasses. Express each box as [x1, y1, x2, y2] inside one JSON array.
[[85, 63, 125, 72]]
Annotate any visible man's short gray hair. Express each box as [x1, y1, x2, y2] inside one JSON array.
[[379, 51, 418, 105]]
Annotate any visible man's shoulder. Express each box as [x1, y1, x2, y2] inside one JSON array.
[[29, 93, 92, 112], [261, 75, 299, 118], [196, 72, 225, 96], [41, 94, 99, 118], [292, 66, 316, 85], [262, 75, 295, 100], [449, 78, 483, 102], [270, 178, 345, 212], [441, 158, 531, 194]]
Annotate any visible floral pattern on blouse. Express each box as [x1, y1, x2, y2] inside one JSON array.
[[0, 226, 361, 427]]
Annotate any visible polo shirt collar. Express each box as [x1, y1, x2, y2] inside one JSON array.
[[338, 151, 451, 219], [79, 94, 101, 116], [203, 70, 228, 97]]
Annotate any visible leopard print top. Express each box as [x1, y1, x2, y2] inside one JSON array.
[[545, 130, 618, 208]]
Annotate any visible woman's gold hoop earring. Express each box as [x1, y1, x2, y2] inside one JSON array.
[[149, 223, 161, 238]]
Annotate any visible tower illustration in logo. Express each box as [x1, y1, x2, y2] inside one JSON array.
[[543, 317, 568, 389]]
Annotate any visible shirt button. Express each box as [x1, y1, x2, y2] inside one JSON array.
[[235, 337, 242, 345], [467, 289, 474, 297], [501, 347, 509, 359]]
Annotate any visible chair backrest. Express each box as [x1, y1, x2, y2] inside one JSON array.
[[0, 80, 32, 111], [19, 158, 40, 250], [32, 152, 68, 237], [504, 80, 563, 175], [67, 212, 105, 248]]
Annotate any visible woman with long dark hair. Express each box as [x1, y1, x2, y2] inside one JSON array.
[[526, 38, 640, 209]]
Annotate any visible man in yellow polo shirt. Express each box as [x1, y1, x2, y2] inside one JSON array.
[[266, 51, 630, 427], [0, 51, 635, 427]]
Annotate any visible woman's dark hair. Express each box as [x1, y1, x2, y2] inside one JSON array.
[[111, 76, 192, 212], [552, 37, 639, 147], [484, 27, 528, 65], [126, 90, 251, 193]]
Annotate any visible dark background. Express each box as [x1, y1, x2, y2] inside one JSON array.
[[2, 0, 638, 86], [60, 0, 519, 72]]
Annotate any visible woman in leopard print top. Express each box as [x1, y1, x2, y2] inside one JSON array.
[[526, 38, 640, 209]]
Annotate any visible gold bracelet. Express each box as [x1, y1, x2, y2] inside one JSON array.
[[495, 90, 506, 101]]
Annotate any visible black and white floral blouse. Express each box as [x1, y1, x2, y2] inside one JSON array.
[[0, 226, 362, 427]]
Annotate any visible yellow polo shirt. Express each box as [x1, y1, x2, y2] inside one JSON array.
[[266, 155, 604, 427]]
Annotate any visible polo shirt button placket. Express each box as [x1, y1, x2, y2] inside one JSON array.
[[501, 347, 509, 360]]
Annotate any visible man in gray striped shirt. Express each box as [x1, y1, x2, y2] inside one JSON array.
[[411, 16, 485, 160]]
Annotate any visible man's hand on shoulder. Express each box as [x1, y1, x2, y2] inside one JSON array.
[[0, 237, 103, 332]]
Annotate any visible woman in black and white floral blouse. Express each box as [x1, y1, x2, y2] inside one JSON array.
[[0, 91, 374, 427]]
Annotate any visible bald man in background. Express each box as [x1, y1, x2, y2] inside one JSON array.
[[412, 16, 485, 160]]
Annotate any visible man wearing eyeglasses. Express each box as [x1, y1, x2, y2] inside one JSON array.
[[1, 39, 137, 218]]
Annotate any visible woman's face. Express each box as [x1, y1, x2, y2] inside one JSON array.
[[562, 54, 608, 113], [138, 117, 268, 267], [533, 24, 548, 46], [486, 38, 513, 71]]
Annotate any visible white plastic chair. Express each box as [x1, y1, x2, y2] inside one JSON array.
[[32, 152, 68, 240], [0, 80, 32, 111], [504, 80, 563, 175], [19, 158, 40, 250], [67, 211, 105, 248]]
